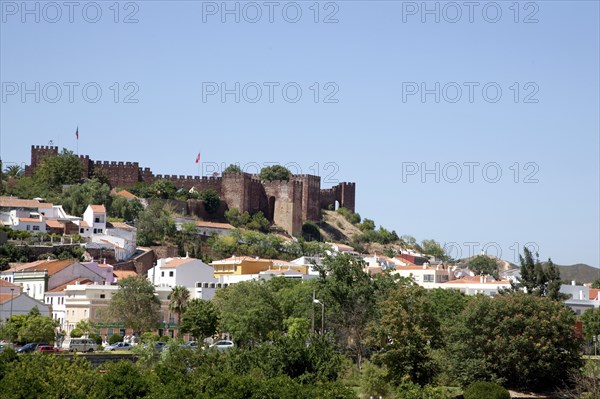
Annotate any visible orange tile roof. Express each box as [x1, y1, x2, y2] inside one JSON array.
[[0, 279, 19, 288], [17, 259, 76, 275], [48, 278, 94, 293], [445, 276, 510, 285], [19, 217, 42, 223], [89, 205, 106, 213], [115, 190, 138, 200], [161, 258, 196, 269], [79, 221, 90, 228], [46, 220, 64, 229], [0, 196, 53, 209], [212, 256, 273, 264], [114, 270, 137, 279], [590, 289, 600, 301], [195, 220, 234, 229], [0, 293, 18, 304], [107, 221, 135, 230], [330, 243, 354, 251]]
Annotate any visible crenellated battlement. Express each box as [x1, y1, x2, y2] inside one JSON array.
[[25, 144, 356, 234]]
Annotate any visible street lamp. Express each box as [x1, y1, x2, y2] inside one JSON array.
[[313, 299, 325, 335], [9, 288, 14, 344]]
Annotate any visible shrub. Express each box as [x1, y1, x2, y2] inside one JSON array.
[[89, 333, 102, 345], [141, 332, 159, 343], [199, 189, 220, 214], [69, 328, 83, 338], [159, 335, 171, 343], [463, 382, 510, 399], [396, 381, 453, 399], [108, 333, 123, 345], [359, 361, 391, 399]]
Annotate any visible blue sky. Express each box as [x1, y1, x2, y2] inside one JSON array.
[[1, 1, 599, 266]]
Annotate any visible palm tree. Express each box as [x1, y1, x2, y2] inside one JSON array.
[[4, 164, 23, 178], [168, 285, 191, 325]]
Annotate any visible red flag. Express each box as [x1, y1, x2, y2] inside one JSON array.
[[195, 152, 201, 164], [76, 126, 79, 140]]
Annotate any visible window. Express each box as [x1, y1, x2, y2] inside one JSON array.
[[169, 271, 174, 277], [97, 229, 102, 233], [423, 274, 434, 283], [100, 294, 105, 299], [80, 228, 84, 233], [93, 229, 97, 234], [33, 225, 39, 231], [26, 225, 30, 231], [95, 217, 100, 223], [161, 271, 164, 277]]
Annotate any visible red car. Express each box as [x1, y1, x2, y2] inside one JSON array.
[[36, 345, 62, 353]]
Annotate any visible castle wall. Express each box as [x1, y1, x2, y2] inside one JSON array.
[[262, 180, 303, 236], [25, 145, 59, 176], [25, 145, 355, 236], [293, 175, 322, 222]]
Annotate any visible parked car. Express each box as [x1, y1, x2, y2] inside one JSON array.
[[104, 342, 133, 351], [142, 341, 166, 351], [181, 341, 199, 350], [37, 345, 63, 353], [17, 343, 49, 353], [209, 340, 234, 352], [69, 338, 98, 353]]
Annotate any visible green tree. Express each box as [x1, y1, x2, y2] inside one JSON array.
[[358, 218, 376, 231], [74, 319, 97, 337], [199, 189, 221, 214], [420, 239, 447, 261], [34, 148, 83, 191], [108, 276, 161, 336], [514, 247, 565, 300], [180, 299, 219, 341], [60, 178, 112, 216], [89, 360, 155, 399], [446, 293, 582, 390], [259, 165, 291, 181], [370, 282, 441, 385], [223, 164, 242, 174], [592, 278, 600, 289], [149, 179, 178, 199], [314, 254, 379, 370], [4, 164, 23, 178], [168, 286, 191, 325], [136, 201, 176, 245], [110, 196, 144, 221], [468, 255, 499, 278], [581, 307, 600, 340], [3, 308, 59, 344], [213, 281, 282, 347], [0, 353, 95, 399]]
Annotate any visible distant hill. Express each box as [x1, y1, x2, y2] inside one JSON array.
[[550, 263, 600, 284]]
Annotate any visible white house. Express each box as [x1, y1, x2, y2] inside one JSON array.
[[194, 220, 234, 237], [83, 205, 106, 235], [148, 257, 217, 298], [438, 275, 511, 296], [392, 263, 452, 288]]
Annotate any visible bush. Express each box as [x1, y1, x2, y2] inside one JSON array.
[[69, 328, 83, 338], [463, 382, 510, 399], [396, 381, 453, 399], [141, 332, 159, 343], [199, 189, 220, 214], [360, 361, 391, 399], [108, 333, 123, 345], [89, 333, 102, 345], [159, 335, 171, 343]]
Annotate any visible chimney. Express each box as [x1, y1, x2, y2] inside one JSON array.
[[572, 280, 576, 286], [480, 275, 484, 283]]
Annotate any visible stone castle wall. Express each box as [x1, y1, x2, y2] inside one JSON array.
[[25, 145, 356, 234]]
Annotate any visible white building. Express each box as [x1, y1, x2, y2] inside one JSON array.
[[392, 263, 452, 288], [194, 220, 234, 237], [83, 205, 106, 235], [148, 257, 217, 298], [438, 275, 511, 296]]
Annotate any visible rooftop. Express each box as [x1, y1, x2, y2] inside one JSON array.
[[89, 204, 106, 213], [13, 259, 78, 275], [114, 270, 138, 279], [445, 275, 511, 285], [161, 257, 197, 269], [195, 220, 234, 229], [47, 278, 94, 293], [0, 196, 53, 209]]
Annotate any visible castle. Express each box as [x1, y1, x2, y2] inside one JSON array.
[[24, 145, 356, 235]]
